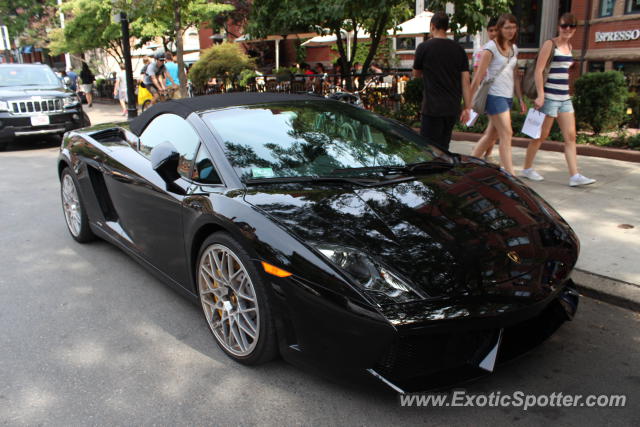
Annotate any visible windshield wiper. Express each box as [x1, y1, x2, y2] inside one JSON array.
[[244, 175, 416, 187], [331, 161, 453, 176]]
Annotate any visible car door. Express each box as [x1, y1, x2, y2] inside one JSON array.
[[103, 113, 201, 287]]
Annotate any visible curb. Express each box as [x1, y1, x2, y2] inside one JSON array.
[[571, 269, 640, 312], [451, 131, 640, 163]]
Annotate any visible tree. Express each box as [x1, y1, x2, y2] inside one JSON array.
[[137, 0, 234, 96], [0, 0, 45, 42], [47, 0, 151, 65], [426, 0, 513, 35], [248, 1, 412, 90], [188, 42, 254, 89]]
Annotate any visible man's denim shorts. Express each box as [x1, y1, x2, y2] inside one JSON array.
[[485, 94, 513, 115], [540, 98, 574, 117]]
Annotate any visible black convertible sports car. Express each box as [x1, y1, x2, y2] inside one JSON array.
[[58, 93, 579, 392]]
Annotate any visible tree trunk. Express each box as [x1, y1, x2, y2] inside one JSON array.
[[361, 13, 389, 89], [174, 2, 187, 98], [333, 26, 353, 91]]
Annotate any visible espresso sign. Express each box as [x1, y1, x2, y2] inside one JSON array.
[[595, 29, 640, 42]]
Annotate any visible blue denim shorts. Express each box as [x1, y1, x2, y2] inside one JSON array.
[[540, 98, 574, 117], [485, 94, 513, 115]]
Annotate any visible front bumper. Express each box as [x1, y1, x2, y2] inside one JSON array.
[[370, 284, 579, 392], [0, 108, 87, 142], [276, 272, 579, 393]]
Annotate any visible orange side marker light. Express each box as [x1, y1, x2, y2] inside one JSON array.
[[261, 261, 293, 277]]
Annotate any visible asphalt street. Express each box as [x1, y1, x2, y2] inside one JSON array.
[[1, 137, 639, 426]]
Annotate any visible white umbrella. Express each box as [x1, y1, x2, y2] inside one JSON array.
[[388, 11, 466, 37], [388, 11, 433, 37]]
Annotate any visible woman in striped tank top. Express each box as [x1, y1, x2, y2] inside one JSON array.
[[520, 13, 596, 187]]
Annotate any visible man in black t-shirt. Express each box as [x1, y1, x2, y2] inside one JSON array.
[[413, 11, 471, 151]]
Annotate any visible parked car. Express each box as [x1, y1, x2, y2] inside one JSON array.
[[0, 64, 90, 149], [57, 93, 579, 392]]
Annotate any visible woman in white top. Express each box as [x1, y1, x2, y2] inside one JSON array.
[[470, 14, 526, 175], [472, 17, 499, 162], [520, 13, 596, 187]]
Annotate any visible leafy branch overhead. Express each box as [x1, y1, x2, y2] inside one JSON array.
[[248, 0, 412, 89], [426, 0, 513, 35]]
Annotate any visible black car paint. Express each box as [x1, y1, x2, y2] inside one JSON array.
[[58, 100, 579, 391]]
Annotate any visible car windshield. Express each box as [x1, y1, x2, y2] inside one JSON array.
[[0, 65, 62, 87], [203, 101, 449, 181]]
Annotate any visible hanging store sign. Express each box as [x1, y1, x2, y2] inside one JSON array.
[[595, 29, 640, 43]]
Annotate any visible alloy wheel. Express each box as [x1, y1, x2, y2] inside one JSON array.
[[198, 244, 260, 357], [62, 173, 82, 237]]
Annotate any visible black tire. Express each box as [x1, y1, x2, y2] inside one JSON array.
[[60, 167, 95, 243], [141, 100, 152, 112], [196, 232, 278, 365]]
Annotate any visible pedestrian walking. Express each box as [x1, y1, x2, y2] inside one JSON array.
[[520, 13, 596, 187], [164, 52, 182, 98], [470, 14, 526, 175], [412, 11, 471, 151], [113, 64, 128, 116], [472, 17, 499, 163], [79, 62, 95, 107], [66, 68, 78, 91]]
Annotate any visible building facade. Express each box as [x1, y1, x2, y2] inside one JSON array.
[[572, 0, 640, 91]]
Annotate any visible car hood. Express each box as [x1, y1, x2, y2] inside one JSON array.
[[244, 160, 579, 301], [0, 86, 70, 99]]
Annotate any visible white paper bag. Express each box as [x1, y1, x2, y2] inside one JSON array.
[[521, 108, 546, 139], [466, 109, 479, 127]]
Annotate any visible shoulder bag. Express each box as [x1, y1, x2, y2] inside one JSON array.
[[471, 48, 513, 115], [522, 39, 557, 100]]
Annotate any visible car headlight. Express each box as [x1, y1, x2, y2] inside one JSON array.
[[0, 100, 9, 111], [63, 95, 80, 107], [314, 244, 425, 304]]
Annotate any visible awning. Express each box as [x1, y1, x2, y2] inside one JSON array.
[[388, 11, 433, 37], [388, 11, 466, 37], [301, 28, 371, 47], [182, 51, 200, 64], [235, 32, 319, 43]]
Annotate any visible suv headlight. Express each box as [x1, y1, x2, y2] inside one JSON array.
[[63, 95, 80, 107], [314, 244, 425, 304]]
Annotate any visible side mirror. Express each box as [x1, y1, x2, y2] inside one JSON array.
[[151, 141, 181, 185]]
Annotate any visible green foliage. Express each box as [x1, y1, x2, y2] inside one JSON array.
[[189, 42, 255, 89], [0, 0, 44, 40], [403, 78, 423, 106], [238, 69, 257, 87], [574, 71, 629, 134], [625, 91, 639, 128], [426, 0, 513, 36], [49, 0, 123, 58], [248, 1, 412, 88]]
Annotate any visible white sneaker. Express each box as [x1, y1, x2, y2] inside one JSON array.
[[569, 174, 596, 187], [520, 168, 544, 181]]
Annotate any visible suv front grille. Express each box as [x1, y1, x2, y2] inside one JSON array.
[[10, 98, 63, 115]]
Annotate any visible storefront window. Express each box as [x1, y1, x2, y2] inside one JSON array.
[[512, 0, 541, 48], [626, 0, 640, 13], [613, 62, 640, 91], [396, 37, 416, 51], [589, 62, 605, 72], [600, 0, 616, 16]]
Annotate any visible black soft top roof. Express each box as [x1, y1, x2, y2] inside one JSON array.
[[129, 92, 324, 136]]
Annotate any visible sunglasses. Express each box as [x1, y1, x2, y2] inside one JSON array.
[[560, 24, 577, 29]]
